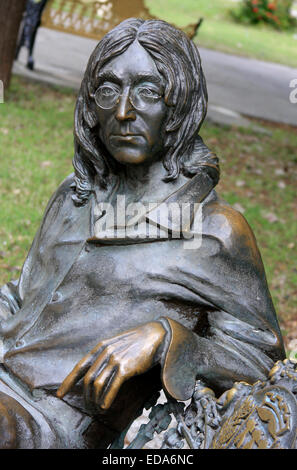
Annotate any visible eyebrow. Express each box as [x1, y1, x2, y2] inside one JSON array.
[[133, 73, 163, 86], [97, 71, 163, 86], [97, 71, 121, 85]]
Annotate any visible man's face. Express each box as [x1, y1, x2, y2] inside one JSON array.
[[95, 40, 167, 166]]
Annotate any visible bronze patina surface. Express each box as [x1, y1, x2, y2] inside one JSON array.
[[0, 18, 286, 449]]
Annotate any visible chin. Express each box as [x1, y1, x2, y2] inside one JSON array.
[[112, 152, 151, 166]]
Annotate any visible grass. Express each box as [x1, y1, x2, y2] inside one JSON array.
[[145, 0, 297, 67], [201, 122, 297, 342], [0, 78, 74, 279], [0, 77, 296, 353]]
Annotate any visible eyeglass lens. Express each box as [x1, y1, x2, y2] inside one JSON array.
[[95, 85, 162, 110]]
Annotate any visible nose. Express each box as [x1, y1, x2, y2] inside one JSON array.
[[115, 90, 136, 121]]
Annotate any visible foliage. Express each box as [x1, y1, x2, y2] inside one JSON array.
[[145, 0, 297, 67], [231, 0, 297, 30]]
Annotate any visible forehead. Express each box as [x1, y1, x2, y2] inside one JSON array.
[[98, 40, 163, 83]]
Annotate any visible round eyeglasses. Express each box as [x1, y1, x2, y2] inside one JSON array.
[[94, 84, 163, 111]]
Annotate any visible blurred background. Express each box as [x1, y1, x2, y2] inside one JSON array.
[[0, 0, 296, 358]]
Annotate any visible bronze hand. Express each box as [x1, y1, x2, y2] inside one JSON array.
[[56, 321, 166, 410]]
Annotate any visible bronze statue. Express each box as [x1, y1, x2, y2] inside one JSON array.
[[0, 18, 286, 449], [127, 359, 297, 449]]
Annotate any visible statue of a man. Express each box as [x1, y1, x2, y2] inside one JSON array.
[[0, 19, 285, 449]]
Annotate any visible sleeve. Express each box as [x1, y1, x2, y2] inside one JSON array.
[[158, 315, 279, 401], [0, 174, 76, 322], [156, 201, 286, 401]]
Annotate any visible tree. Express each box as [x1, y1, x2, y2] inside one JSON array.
[[0, 0, 27, 89]]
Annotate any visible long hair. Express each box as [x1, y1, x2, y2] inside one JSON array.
[[72, 18, 219, 205]]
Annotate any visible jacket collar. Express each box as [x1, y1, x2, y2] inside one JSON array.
[[88, 171, 215, 242]]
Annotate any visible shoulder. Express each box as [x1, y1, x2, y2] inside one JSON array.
[[42, 173, 76, 216], [201, 191, 263, 267], [48, 173, 76, 204], [38, 173, 92, 236], [202, 192, 254, 245]]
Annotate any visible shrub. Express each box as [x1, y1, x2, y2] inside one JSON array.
[[231, 0, 296, 30]]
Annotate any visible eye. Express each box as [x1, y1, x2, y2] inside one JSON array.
[[94, 84, 121, 109], [137, 87, 160, 99], [98, 85, 118, 97]]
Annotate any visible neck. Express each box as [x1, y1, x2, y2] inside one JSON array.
[[93, 155, 190, 207], [120, 158, 164, 188], [115, 158, 187, 205]]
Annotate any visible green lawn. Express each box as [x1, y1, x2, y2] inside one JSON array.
[[145, 0, 297, 67], [0, 77, 296, 354]]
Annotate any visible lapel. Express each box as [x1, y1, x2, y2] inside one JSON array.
[[88, 171, 214, 244]]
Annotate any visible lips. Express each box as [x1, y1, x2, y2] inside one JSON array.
[[111, 133, 143, 137], [109, 134, 145, 145]]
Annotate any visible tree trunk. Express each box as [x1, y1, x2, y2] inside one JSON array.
[[0, 0, 27, 89]]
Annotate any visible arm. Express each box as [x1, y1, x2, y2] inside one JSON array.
[[158, 315, 281, 400], [158, 199, 285, 399], [0, 178, 66, 323], [56, 310, 279, 411], [0, 174, 82, 332], [57, 199, 285, 408]]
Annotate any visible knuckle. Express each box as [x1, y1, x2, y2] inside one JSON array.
[[109, 352, 119, 365], [118, 363, 127, 377], [92, 341, 103, 353], [105, 345, 113, 355]]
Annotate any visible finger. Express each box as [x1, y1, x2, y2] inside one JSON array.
[[57, 344, 106, 398], [99, 373, 126, 410], [83, 354, 110, 405], [57, 332, 135, 399], [83, 341, 129, 403], [93, 365, 118, 405], [57, 355, 93, 399]]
